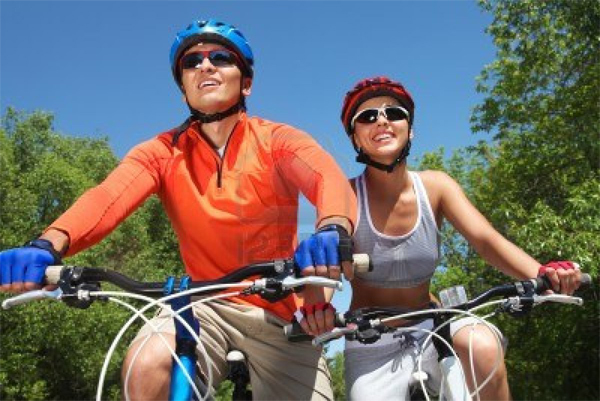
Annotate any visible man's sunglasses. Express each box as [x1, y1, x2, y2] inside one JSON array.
[[351, 106, 410, 128], [180, 50, 239, 70]]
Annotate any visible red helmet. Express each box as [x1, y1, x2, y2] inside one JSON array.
[[341, 76, 415, 135]]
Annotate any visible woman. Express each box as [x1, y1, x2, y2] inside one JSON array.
[[339, 76, 581, 400]]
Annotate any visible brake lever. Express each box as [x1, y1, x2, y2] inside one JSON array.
[[312, 326, 357, 346], [281, 276, 343, 291], [502, 293, 584, 316], [533, 294, 584, 306], [2, 288, 64, 310]]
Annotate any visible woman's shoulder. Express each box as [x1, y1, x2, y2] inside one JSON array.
[[412, 170, 460, 199], [414, 170, 456, 186]]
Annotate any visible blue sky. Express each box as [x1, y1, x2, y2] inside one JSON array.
[[1, 1, 496, 355]]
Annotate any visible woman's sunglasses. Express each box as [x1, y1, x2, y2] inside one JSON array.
[[180, 50, 239, 70], [351, 106, 409, 129]]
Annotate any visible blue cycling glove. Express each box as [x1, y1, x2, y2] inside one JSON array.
[[294, 225, 352, 272], [0, 239, 62, 286]]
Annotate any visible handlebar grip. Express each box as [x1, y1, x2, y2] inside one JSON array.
[[535, 272, 593, 293], [580, 273, 592, 288], [284, 313, 346, 342], [284, 321, 313, 342], [45, 265, 64, 285], [352, 254, 372, 274]]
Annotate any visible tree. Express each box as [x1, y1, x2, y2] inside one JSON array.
[[328, 352, 346, 400], [0, 109, 181, 400], [424, 1, 600, 399], [472, 0, 599, 212]]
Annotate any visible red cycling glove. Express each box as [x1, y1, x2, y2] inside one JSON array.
[[294, 302, 336, 323], [538, 261, 579, 276]]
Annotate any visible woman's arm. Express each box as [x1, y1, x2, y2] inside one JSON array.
[[434, 170, 581, 294], [433, 172, 581, 294], [433, 171, 540, 279]]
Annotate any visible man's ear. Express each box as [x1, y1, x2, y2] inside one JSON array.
[[180, 85, 188, 103], [242, 77, 252, 96]]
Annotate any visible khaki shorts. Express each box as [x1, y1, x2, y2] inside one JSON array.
[[133, 300, 333, 401]]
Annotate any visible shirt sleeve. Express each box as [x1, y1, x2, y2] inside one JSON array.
[[46, 138, 167, 255], [272, 125, 357, 232]]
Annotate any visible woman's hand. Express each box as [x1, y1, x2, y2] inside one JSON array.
[[294, 302, 336, 337], [538, 261, 582, 295]]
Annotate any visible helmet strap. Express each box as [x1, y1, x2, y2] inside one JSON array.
[[188, 101, 242, 123], [172, 86, 246, 145], [355, 140, 412, 173]]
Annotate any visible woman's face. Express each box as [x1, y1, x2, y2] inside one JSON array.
[[351, 96, 411, 164]]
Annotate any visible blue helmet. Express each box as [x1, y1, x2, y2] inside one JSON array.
[[170, 19, 254, 86]]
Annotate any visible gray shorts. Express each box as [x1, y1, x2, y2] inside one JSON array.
[[344, 318, 506, 401]]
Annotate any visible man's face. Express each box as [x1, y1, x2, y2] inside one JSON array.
[[179, 43, 251, 114]]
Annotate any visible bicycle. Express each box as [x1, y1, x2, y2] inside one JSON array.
[[285, 273, 592, 400], [2, 255, 370, 401]]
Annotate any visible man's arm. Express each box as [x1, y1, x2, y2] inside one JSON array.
[[272, 126, 357, 233], [273, 126, 356, 334], [39, 229, 70, 256], [273, 125, 356, 279], [47, 140, 163, 256], [318, 216, 352, 236]]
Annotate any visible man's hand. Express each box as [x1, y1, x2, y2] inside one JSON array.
[[0, 239, 62, 293], [293, 224, 354, 280]]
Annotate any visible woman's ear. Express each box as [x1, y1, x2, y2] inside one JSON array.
[[409, 129, 415, 140], [242, 77, 252, 96], [351, 133, 359, 150]]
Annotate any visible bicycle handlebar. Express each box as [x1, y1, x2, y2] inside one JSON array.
[[456, 273, 592, 310], [284, 273, 593, 344], [2, 254, 371, 310]]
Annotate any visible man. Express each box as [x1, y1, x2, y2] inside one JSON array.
[[0, 19, 355, 400]]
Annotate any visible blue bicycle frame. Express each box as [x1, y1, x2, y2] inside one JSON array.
[[164, 276, 202, 401]]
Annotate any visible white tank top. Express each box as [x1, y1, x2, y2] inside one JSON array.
[[352, 171, 441, 288]]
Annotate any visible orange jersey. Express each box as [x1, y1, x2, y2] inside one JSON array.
[[48, 114, 356, 320]]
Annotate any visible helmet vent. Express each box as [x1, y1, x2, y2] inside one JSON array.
[[170, 18, 255, 84]]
